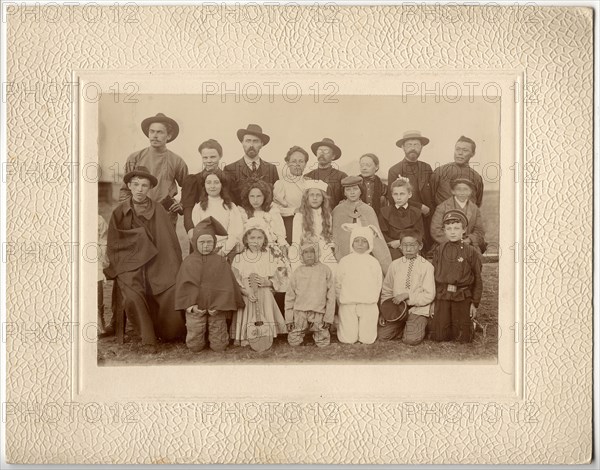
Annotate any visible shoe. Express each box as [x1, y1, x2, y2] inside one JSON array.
[[98, 325, 115, 338]]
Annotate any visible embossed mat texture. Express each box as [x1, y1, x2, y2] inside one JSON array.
[[5, 5, 593, 464]]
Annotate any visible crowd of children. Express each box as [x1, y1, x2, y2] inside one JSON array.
[[101, 124, 488, 353]]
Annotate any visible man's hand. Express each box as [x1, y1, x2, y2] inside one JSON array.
[[388, 240, 401, 249], [470, 304, 477, 319], [168, 201, 183, 214], [421, 204, 430, 216], [392, 293, 409, 304]]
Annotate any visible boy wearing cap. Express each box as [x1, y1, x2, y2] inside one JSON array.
[[335, 224, 384, 344], [431, 209, 483, 343], [105, 166, 186, 349], [430, 178, 487, 253], [175, 217, 245, 352], [305, 137, 347, 208], [378, 229, 435, 345], [285, 239, 336, 348], [120, 113, 188, 225], [378, 177, 424, 260]]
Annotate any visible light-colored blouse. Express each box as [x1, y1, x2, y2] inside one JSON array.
[[189, 196, 243, 255]]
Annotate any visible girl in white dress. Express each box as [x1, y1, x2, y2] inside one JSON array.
[[231, 222, 287, 347], [188, 169, 243, 257], [291, 179, 337, 275]]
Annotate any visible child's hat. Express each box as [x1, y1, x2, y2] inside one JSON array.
[[442, 209, 468, 227], [243, 216, 269, 235], [303, 178, 328, 193], [123, 166, 158, 187], [450, 177, 477, 191], [342, 223, 382, 254], [299, 236, 321, 259], [191, 216, 228, 251], [341, 175, 362, 188], [380, 298, 409, 323]]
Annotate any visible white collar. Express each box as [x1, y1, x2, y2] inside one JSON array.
[[243, 156, 260, 169], [454, 197, 468, 209], [395, 203, 409, 209]]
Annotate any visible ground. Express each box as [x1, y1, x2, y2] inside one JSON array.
[[97, 263, 498, 366]]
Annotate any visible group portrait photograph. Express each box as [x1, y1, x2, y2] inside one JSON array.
[[94, 90, 501, 365]]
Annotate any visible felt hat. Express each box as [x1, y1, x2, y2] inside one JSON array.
[[141, 113, 179, 142], [450, 177, 477, 191], [311, 138, 342, 160], [396, 130, 430, 148], [123, 166, 158, 187], [442, 209, 468, 228], [380, 298, 409, 323], [341, 175, 363, 188], [303, 178, 329, 193], [191, 216, 228, 251], [237, 124, 270, 145]]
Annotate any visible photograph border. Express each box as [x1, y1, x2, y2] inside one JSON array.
[[4, 4, 593, 465]]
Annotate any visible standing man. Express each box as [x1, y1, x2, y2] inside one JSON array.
[[225, 124, 279, 205], [387, 130, 435, 249], [430, 135, 484, 207], [305, 137, 347, 209], [120, 112, 188, 227]]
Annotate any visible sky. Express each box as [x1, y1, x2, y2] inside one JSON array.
[[98, 93, 501, 191]]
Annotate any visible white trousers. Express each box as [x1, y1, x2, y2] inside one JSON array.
[[337, 303, 379, 344]]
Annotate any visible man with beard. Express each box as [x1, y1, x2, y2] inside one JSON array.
[[225, 124, 279, 205], [305, 137, 347, 209], [430, 135, 484, 207], [387, 130, 434, 250]]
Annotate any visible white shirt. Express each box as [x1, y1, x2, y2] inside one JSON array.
[[190, 197, 243, 254], [243, 155, 261, 171]]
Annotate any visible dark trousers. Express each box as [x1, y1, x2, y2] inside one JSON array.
[[117, 269, 186, 345], [431, 298, 474, 343]]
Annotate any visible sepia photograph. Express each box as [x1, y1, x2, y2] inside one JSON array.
[[3, 3, 593, 466], [94, 86, 501, 365]]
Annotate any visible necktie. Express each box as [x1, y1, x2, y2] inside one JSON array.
[[251, 161, 257, 173], [405, 258, 414, 290]]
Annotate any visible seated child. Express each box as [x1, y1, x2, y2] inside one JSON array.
[[175, 217, 244, 352], [378, 177, 424, 260], [286, 239, 335, 348], [377, 229, 435, 345], [430, 177, 487, 253], [231, 221, 287, 347], [335, 224, 383, 344], [431, 210, 483, 343]]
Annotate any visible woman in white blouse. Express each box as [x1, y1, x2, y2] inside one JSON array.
[[188, 169, 243, 257], [272, 146, 309, 244]]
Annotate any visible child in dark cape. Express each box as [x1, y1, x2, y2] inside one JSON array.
[[175, 216, 244, 352]]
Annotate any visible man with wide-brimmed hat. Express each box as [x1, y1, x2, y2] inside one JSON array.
[[387, 130, 435, 249], [224, 124, 279, 205], [430, 135, 484, 207], [119, 113, 188, 226], [304, 137, 347, 209], [105, 166, 186, 351]]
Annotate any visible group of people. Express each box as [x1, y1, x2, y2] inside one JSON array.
[[98, 113, 489, 354]]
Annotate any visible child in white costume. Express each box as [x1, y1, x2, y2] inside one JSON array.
[[335, 224, 384, 344]]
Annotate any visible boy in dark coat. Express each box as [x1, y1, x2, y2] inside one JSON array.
[[378, 177, 424, 260], [175, 217, 245, 352], [430, 209, 483, 343], [105, 166, 185, 350]]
